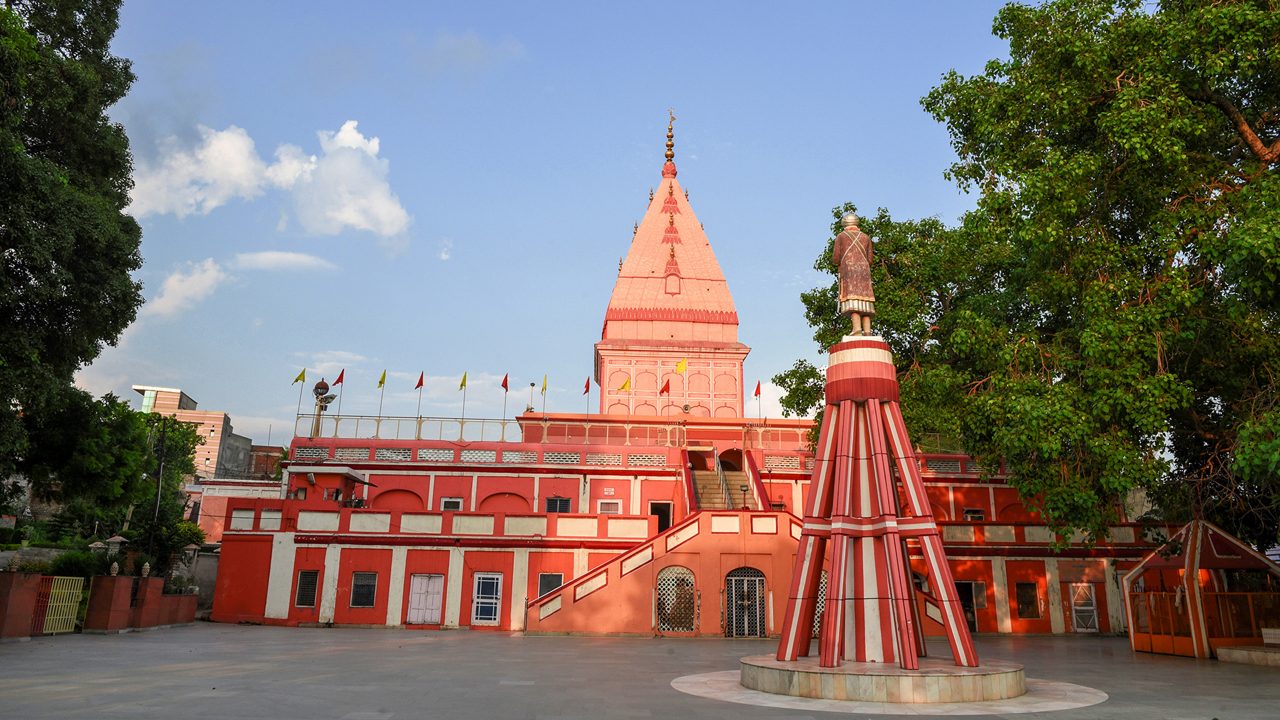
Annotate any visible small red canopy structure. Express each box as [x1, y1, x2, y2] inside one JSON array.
[[1123, 520, 1280, 658]]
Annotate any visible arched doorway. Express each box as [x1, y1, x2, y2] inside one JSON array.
[[725, 567, 767, 638], [718, 448, 744, 472], [655, 566, 697, 634]]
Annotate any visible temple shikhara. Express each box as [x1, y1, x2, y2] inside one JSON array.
[[213, 120, 1165, 643]]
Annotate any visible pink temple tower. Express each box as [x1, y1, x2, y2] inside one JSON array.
[[774, 214, 979, 670], [595, 113, 749, 417]]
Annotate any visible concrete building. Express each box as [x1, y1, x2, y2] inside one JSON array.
[[132, 385, 253, 480], [212, 125, 1160, 638], [133, 386, 282, 542]]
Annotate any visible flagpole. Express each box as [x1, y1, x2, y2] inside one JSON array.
[[503, 388, 509, 420], [336, 382, 344, 417], [378, 383, 386, 418], [416, 385, 423, 417], [461, 386, 468, 421], [295, 377, 305, 417]]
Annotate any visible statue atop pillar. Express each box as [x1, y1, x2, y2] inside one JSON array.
[[833, 211, 875, 335]]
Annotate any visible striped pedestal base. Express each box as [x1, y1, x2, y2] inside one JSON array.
[[775, 336, 979, 671], [741, 655, 1026, 703]]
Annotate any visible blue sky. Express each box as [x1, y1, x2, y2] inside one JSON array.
[[78, 0, 1011, 445]]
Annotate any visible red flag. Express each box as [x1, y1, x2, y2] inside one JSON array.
[[415, 372, 424, 390], [501, 373, 509, 392], [583, 376, 590, 395], [660, 379, 670, 395], [754, 381, 761, 398], [333, 369, 345, 385]]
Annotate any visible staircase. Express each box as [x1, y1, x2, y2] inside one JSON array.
[[693, 469, 757, 510], [693, 470, 728, 509]]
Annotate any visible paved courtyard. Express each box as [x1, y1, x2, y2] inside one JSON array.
[[1, 624, 1276, 719]]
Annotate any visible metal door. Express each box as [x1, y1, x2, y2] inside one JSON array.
[[656, 566, 697, 633], [1070, 582, 1099, 632], [725, 567, 767, 638], [407, 574, 443, 624]]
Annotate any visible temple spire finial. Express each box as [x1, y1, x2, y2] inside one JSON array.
[[665, 109, 676, 161], [662, 109, 678, 178]]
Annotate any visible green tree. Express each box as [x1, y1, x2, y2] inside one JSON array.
[[0, 0, 143, 496], [779, 0, 1279, 549]]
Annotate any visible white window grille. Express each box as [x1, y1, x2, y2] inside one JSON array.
[[544, 451, 581, 464], [294, 446, 328, 460], [597, 500, 622, 514], [460, 449, 498, 463], [374, 447, 412, 461], [628, 453, 666, 467], [764, 455, 802, 470], [334, 447, 371, 462], [471, 573, 502, 625], [417, 448, 454, 462], [501, 450, 537, 464], [586, 452, 623, 466], [804, 458, 815, 471], [440, 497, 464, 512], [926, 458, 962, 474]]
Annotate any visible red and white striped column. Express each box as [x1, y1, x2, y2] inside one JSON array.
[[775, 337, 979, 669]]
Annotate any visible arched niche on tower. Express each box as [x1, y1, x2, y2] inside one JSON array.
[[688, 372, 710, 395], [714, 405, 738, 418], [636, 371, 657, 392], [635, 402, 657, 415], [713, 373, 737, 395], [608, 370, 631, 391]]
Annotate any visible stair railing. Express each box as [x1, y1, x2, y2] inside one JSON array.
[[714, 454, 731, 510]]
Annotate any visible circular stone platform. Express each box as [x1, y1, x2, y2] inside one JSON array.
[[740, 655, 1026, 703]]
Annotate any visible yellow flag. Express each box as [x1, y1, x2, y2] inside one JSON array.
[[618, 377, 631, 392], [541, 374, 547, 395], [292, 368, 306, 384], [675, 358, 687, 374], [377, 370, 386, 389], [459, 372, 467, 390]]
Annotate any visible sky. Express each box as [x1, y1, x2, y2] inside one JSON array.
[[77, 0, 1013, 446]]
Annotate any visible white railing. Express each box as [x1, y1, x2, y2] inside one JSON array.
[[295, 414, 690, 446]]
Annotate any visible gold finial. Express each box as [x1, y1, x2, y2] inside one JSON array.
[[669, 246, 676, 259], [665, 108, 676, 162], [668, 183, 674, 197], [668, 214, 675, 226]]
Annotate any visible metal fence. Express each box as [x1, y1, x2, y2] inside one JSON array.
[[31, 576, 84, 635]]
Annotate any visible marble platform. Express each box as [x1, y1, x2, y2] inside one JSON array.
[[740, 654, 1026, 703], [1217, 644, 1280, 667]]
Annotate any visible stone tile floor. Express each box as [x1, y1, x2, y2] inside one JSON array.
[[0, 624, 1276, 719]]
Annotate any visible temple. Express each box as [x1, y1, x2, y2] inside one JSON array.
[[211, 122, 1175, 647], [597, 114, 748, 418]]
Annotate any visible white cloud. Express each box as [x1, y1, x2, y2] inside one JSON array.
[[234, 251, 336, 272], [438, 238, 453, 261], [265, 144, 316, 188], [298, 350, 369, 377], [141, 258, 229, 318], [129, 125, 268, 217], [129, 120, 410, 241], [318, 120, 380, 156], [292, 124, 410, 238]]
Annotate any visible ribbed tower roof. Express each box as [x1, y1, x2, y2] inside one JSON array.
[[600, 119, 739, 345]]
